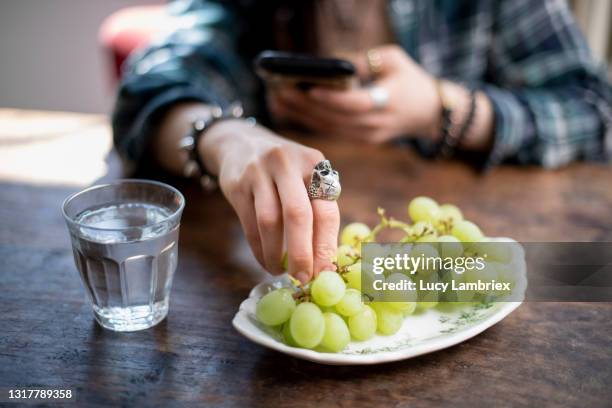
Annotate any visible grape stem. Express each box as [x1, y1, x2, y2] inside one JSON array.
[[437, 217, 453, 235], [291, 283, 311, 303], [337, 263, 353, 276], [366, 207, 412, 242]]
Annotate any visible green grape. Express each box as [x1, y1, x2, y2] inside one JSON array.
[[411, 221, 438, 242], [318, 305, 335, 313], [348, 305, 377, 341], [391, 300, 417, 315], [282, 322, 297, 346], [361, 270, 378, 300], [383, 273, 417, 312], [408, 196, 440, 224], [336, 244, 359, 267], [416, 274, 440, 311], [472, 239, 512, 263], [256, 288, 296, 326], [439, 204, 463, 224], [335, 288, 363, 317], [344, 263, 376, 299], [463, 261, 499, 296], [451, 220, 484, 242], [366, 243, 395, 265], [448, 263, 467, 283], [501, 240, 523, 268], [496, 262, 516, 285], [410, 243, 440, 276], [415, 235, 438, 243], [311, 271, 346, 307], [372, 303, 403, 335], [462, 261, 494, 282], [495, 262, 517, 296], [340, 222, 371, 249], [343, 262, 362, 290], [320, 312, 351, 352], [289, 302, 325, 348], [476, 262, 499, 294], [437, 235, 464, 258]]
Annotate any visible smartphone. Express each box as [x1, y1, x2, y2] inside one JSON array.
[[254, 50, 358, 90]]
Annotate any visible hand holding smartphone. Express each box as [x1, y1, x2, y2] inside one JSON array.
[[254, 50, 358, 90]]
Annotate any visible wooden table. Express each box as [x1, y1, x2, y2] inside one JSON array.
[[1, 109, 611, 407]]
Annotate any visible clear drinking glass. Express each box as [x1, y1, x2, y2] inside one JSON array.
[[62, 179, 185, 332]]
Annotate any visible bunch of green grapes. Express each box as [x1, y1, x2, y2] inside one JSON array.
[[255, 220, 413, 352], [255, 196, 518, 353]]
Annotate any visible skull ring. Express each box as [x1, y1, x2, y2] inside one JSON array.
[[307, 160, 341, 201]]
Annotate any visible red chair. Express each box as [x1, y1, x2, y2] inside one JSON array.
[[99, 4, 167, 83]]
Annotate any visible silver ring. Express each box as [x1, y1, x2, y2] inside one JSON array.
[[308, 160, 341, 201], [368, 85, 389, 110]]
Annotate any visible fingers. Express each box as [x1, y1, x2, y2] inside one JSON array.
[[253, 177, 284, 274], [271, 90, 392, 144], [339, 45, 406, 80], [229, 139, 344, 284], [268, 150, 314, 285], [233, 194, 265, 268], [272, 88, 381, 128], [254, 151, 341, 281], [308, 87, 374, 115], [311, 199, 340, 276], [272, 89, 350, 127], [366, 45, 407, 76], [353, 53, 371, 80], [337, 50, 371, 80], [273, 94, 338, 133]]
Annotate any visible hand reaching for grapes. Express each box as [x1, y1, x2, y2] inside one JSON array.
[[253, 196, 518, 353], [268, 45, 440, 144], [200, 119, 340, 284]]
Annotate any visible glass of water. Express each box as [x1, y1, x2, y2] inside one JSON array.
[[62, 179, 185, 332]]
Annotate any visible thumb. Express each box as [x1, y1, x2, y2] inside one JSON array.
[[335, 51, 370, 81], [368, 45, 409, 76], [339, 46, 407, 81]]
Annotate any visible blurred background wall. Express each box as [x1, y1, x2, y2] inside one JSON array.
[[0, 0, 610, 114], [0, 0, 156, 114]]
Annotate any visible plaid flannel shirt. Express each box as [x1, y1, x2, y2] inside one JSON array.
[[112, 0, 612, 169]]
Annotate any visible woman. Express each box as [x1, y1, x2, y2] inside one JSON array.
[[112, 0, 611, 284]]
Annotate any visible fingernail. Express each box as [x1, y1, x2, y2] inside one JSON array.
[[294, 271, 311, 285], [316, 263, 336, 274], [325, 263, 337, 272]]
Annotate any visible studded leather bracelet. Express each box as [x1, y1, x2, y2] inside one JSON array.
[[178, 102, 250, 191]]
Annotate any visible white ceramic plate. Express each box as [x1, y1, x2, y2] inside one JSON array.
[[233, 238, 525, 365]]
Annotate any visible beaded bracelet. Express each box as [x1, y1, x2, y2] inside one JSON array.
[[436, 81, 477, 158]]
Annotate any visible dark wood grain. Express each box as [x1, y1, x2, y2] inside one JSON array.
[[0, 110, 611, 407]]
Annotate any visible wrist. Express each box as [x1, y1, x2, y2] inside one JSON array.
[[199, 118, 255, 176], [432, 80, 494, 154], [435, 81, 472, 139], [153, 102, 213, 175]]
